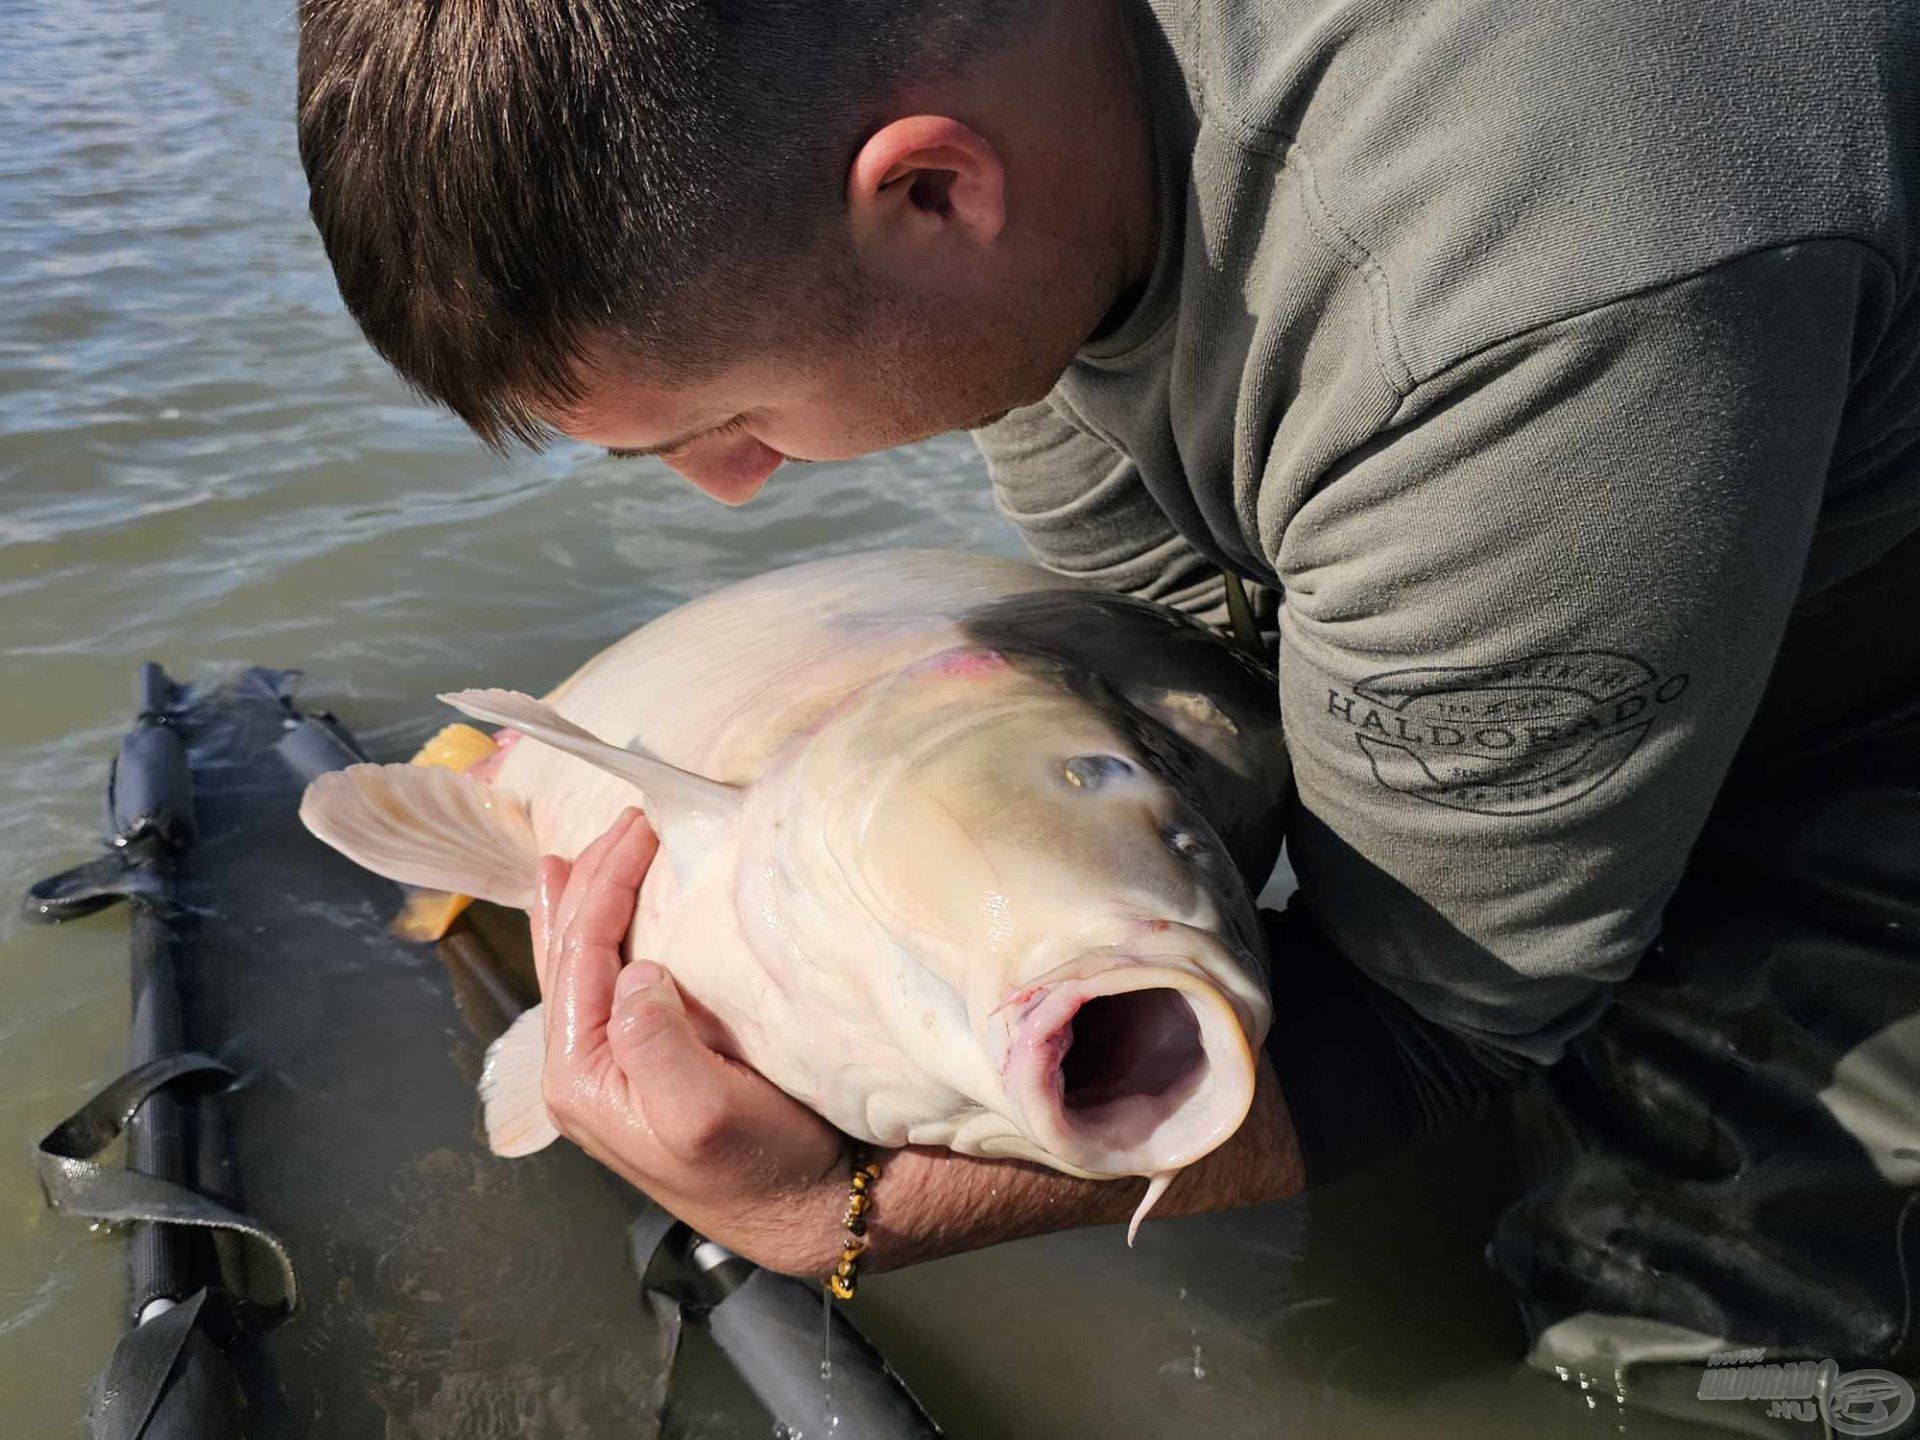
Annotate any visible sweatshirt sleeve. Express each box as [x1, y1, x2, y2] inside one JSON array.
[[974, 398, 1244, 625], [1273, 240, 1883, 1062]]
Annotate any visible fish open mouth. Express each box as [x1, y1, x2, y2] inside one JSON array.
[[1001, 949, 1260, 1178], [1057, 989, 1209, 1144]]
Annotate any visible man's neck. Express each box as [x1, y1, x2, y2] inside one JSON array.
[[976, 0, 1162, 349], [1106, 0, 1164, 306]]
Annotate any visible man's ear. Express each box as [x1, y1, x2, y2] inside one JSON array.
[[847, 115, 1007, 256]]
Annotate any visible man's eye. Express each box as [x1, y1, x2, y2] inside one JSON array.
[[665, 416, 752, 459]]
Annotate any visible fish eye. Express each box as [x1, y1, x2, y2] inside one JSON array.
[[1062, 754, 1134, 790], [1164, 829, 1204, 858]]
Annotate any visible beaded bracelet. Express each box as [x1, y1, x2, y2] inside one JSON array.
[[826, 1143, 881, 1300]]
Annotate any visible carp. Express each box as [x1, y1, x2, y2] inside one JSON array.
[[300, 550, 1288, 1237]]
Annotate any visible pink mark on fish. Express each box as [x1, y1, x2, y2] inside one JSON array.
[[919, 648, 1008, 681], [990, 982, 1046, 1019], [467, 728, 523, 783]]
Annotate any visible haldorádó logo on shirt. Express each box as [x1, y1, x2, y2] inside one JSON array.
[[1327, 652, 1690, 816]]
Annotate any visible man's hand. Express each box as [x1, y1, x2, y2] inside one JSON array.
[[531, 807, 849, 1274], [534, 810, 1306, 1278]]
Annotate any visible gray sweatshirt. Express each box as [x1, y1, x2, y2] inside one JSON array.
[[977, 0, 1920, 1060]]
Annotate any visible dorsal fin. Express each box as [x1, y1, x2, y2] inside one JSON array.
[[438, 689, 743, 861]]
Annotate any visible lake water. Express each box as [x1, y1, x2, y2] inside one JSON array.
[[0, 2, 1732, 1436]]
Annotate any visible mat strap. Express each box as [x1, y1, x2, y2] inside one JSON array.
[[37, 1052, 298, 1317]]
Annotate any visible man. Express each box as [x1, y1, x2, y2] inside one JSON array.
[[297, 0, 1920, 1381]]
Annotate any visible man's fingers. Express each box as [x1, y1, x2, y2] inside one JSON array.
[[547, 808, 657, 1075], [531, 855, 569, 994], [608, 962, 736, 1159], [540, 810, 636, 1052], [552, 807, 642, 945], [564, 815, 659, 953], [548, 935, 620, 1096]]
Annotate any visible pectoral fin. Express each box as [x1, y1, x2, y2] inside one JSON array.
[[299, 764, 540, 908]]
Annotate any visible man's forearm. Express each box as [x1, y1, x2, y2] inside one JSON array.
[[861, 1057, 1304, 1271]]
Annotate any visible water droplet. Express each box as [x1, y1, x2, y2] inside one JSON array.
[[820, 1284, 834, 1385], [819, 1285, 837, 1434], [1191, 1344, 1207, 1381]]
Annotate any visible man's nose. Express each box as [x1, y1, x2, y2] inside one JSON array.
[[664, 437, 785, 506]]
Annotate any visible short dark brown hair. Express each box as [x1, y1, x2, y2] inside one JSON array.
[[297, 1, 1022, 448]]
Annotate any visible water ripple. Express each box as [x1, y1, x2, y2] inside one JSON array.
[[0, 6, 1009, 1432]]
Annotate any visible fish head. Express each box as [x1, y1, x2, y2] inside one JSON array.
[[754, 645, 1274, 1181]]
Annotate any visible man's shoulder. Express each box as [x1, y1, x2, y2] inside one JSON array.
[[1170, 0, 1915, 383]]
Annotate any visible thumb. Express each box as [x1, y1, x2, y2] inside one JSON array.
[[608, 961, 828, 1169], [609, 961, 695, 1071], [607, 961, 742, 1141]]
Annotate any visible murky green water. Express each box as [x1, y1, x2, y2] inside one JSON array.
[[0, 3, 1739, 1436]]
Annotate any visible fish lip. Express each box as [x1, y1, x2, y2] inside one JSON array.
[[991, 925, 1268, 1040], [996, 948, 1260, 1177]]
